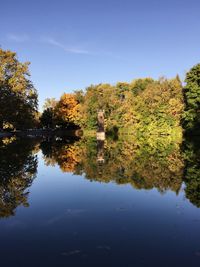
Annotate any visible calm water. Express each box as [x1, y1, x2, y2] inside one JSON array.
[[0, 135, 200, 267]]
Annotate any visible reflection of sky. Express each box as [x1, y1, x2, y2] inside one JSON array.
[[0, 149, 200, 266]]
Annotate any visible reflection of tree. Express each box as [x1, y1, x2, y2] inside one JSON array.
[[42, 135, 184, 194], [80, 136, 184, 194], [127, 137, 184, 193], [40, 134, 200, 207], [0, 138, 38, 218], [40, 137, 81, 172], [184, 137, 200, 207]]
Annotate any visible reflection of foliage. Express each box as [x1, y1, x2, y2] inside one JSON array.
[[80, 136, 184, 194], [184, 137, 200, 207], [0, 138, 38, 218], [42, 135, 184, 194], [1, 136, 16, 145], [40, 137, 81, 172], [40, 133, 200, 207]]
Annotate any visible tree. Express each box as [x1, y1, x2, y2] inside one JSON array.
[[0, 48, 38, 129], [54, 93, 80, 128], [40, 108, 54, 128], [40, 98, 57, 128], [80, 84, 120, 130], [131, 77, 184, 135], [61, 77, 183, 134], [43, 98, 57, 110], [130, 78, 154, 95], [183, 63, 200, 131]]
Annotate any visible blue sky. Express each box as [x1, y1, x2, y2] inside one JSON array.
[[0, 0, 200, 109]]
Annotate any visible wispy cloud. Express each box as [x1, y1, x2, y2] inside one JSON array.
[[7, 33, 29, 42], [6, 34, 121, 59], [42, 37, 90, 55]]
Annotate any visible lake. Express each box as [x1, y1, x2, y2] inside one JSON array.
[[0, 135, 200, 267]]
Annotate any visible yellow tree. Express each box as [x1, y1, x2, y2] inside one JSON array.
[[55, 93, 80, 127]]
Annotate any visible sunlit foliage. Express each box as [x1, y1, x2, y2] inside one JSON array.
[[54, 93, 81, 128], [44, 76, 184, 135], [0, 48, 38, 129]]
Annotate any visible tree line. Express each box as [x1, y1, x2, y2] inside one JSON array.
[[0, 47, 200, 134]]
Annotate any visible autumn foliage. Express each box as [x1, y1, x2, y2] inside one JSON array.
[[54, 93, 80, 127], [0, 48, 38, 130], [40, 75, 186, 138]]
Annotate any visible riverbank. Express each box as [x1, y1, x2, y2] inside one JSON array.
[[0, 129, 83, 138]]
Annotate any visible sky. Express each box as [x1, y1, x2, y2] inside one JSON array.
[[0, 0, 200, 109]]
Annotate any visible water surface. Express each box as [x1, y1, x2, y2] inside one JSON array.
[[0, 136, 200, 267]]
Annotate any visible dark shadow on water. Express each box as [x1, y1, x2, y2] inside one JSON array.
[[183, 135, 200, 207], [0, 137, 38, 217]]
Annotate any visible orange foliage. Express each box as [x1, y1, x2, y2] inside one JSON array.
[[55, 93, 79, 125], [57, 145, 81, 172]]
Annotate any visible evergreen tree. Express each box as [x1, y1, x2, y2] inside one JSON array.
[[183, 63, 200, 131]]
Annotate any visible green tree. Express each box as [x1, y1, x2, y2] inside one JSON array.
[[183, 63, 200, 131], [132, 77, 184, 135], [130, 78, 154, 95], [0, 48, 38, 129], [40, 108, 54, 128], [40, 98, 57, 128]]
